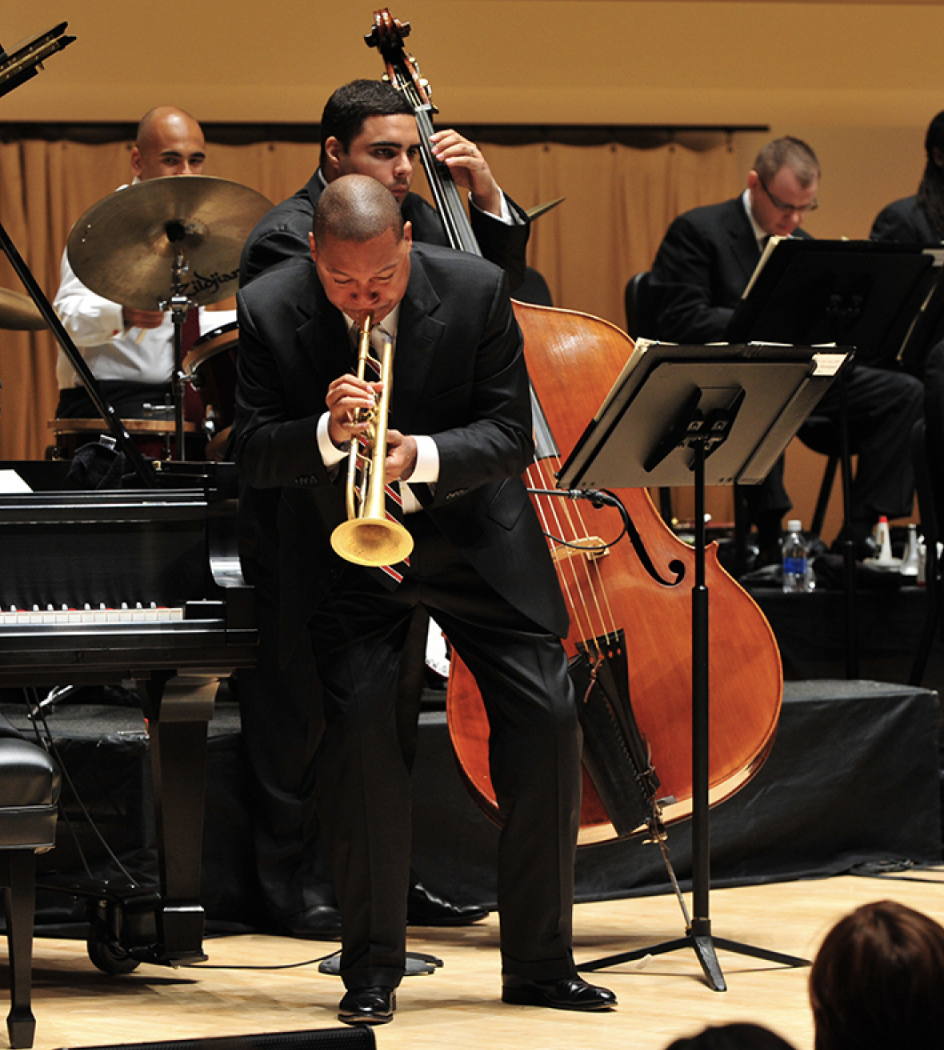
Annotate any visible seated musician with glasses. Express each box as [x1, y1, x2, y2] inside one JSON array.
[[647, 136, 923, 562]]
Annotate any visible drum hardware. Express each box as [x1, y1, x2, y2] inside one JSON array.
[[181, 320, 239, 461], [141, 401, 175, 421], [67, 176, 271, 460], [46, 417, 198, 462]]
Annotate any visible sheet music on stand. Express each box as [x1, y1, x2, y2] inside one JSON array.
[[726, 237, 944, 370], [558, 340, 849, 493]]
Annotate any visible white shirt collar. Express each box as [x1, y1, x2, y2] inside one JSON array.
[[345, 304, 401, 342], [741, 188, 768, 248]]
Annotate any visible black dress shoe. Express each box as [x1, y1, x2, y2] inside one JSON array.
[[338, 986, 395, 1025], [407, 881, 488, 926], [501, 974, 617, 1011], [275, 904, 342, 940]]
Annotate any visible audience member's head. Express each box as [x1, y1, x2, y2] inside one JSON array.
[[809, 899, 944, 1050], [666, 1022, 796, 1050]]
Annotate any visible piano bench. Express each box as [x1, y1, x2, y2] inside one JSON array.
[[0, 716, 60, 1050]]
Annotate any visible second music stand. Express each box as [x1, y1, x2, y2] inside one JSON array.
[[558, 341, 848, 990]]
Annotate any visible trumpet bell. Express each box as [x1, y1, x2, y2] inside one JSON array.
[[330, 517, 414, 568]]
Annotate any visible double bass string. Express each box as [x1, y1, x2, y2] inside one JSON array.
[[525, 452, 619, 656]]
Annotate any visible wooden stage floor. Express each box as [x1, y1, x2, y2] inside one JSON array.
[[15, 870, 944, 1050]]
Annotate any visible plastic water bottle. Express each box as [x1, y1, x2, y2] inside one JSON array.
[[782, 519, 812, 593], [873, 515, 894, 564], [900, 523, 920, 579]]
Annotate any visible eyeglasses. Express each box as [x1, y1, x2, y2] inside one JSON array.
[[758, 176, 818, 215]]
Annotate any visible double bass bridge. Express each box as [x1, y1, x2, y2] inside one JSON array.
[[550, 535, 609, 565]]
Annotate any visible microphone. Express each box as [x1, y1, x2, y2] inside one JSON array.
[[526, 486, 622, 508]]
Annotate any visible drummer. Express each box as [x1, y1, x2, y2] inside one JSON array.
[[53, 106, 235, 439]]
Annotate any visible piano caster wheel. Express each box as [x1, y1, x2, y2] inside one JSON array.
[[87, 929, 140, 975]]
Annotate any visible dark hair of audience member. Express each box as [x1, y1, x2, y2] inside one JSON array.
[[809, 899, 944, 1050], [665, 1023, 796, 1050]]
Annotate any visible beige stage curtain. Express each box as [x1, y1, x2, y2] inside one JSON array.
[[0, 135, 738, 470]]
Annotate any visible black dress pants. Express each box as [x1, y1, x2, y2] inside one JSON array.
[[308, 515, 582, 991]]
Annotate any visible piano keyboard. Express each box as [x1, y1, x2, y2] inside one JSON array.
[[0, 603, 185, 626]]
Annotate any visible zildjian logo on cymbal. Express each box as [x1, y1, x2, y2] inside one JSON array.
[[181, 268, 239, 298]]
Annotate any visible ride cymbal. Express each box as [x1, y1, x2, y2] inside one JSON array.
[[66, 175, 272, 310], [0, 287, 45, 330]]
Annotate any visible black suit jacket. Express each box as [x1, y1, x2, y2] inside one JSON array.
[[871, 195, 940, 244], [648, 195, 812, 343], [239, 170, 531, 290], [231, 243, 568, 640]]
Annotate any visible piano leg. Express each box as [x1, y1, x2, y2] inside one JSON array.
[[142, 673, 220, 964]]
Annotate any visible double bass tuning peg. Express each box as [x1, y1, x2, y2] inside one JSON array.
[[365, 9, 411, 50]]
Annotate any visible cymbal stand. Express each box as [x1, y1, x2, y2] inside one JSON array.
[[161, 234, 195, 462], [0, 216, 157, 486]]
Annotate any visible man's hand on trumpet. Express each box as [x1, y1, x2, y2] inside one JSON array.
[[384, 428, 417, 483], [326, 372, 378, 448], [326, 372, 417, 482]]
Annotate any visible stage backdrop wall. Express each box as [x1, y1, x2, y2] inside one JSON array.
[[1, 0, 939, 540]]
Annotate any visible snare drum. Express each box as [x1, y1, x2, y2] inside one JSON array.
[[47, 417, 198, 461], [183, 321, 239, 448]]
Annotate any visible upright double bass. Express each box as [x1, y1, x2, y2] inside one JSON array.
[[366, 9, 783, 844]]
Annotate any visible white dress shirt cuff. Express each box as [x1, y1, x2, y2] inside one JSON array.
[[470, 191, 520, 225], [317, 412, 348, 468], [408, 434, 440, 484]]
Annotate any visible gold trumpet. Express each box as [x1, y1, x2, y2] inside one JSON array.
[[330, 313, 415, 568]]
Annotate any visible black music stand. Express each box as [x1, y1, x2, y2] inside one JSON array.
[[726, 238, 944, 366], [559, 341, 849, 990], [725, 238, 944, 676]]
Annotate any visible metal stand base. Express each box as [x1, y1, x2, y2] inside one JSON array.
[[318, 951, 443, 977], [580, 922, 809, 993]]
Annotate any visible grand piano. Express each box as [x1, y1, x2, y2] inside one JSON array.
[[0, 157, 271, 971], [0, 457, 257, 971]]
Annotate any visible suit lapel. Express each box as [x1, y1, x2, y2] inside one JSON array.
[[390, 251, 444, 433], [296, 268, 353, 388]]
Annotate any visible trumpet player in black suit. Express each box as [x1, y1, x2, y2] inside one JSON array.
[[230, 174, 616, 1025]]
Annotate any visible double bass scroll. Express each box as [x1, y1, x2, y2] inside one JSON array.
[[366, 10, 479, 255]]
